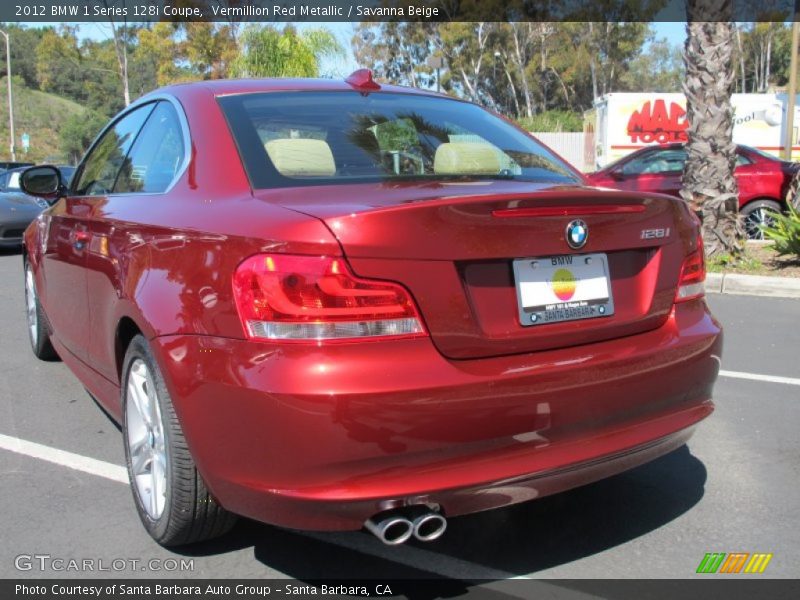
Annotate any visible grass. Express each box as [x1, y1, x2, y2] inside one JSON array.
[[0, 78, 87, 164], [707, 242, 800, 278]]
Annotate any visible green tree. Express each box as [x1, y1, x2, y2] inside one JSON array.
[[59, 111, 108, 164], [184, 23, 237, 80], [353, 22, 437, 89], [81, 38, 129, 115], [35, 26, 83, 100], [0, 24, 47, 89], [437, 22, 500, 106], [137, 23, 184, 87], [622, 38, 684, 92], [231, 25, 343, 78]]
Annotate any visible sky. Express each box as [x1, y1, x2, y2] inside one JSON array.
[[24, 20, 689, 79], [651, 21, 687, 46]]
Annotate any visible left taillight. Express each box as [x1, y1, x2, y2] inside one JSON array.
[[675, 236, 706, 303], [232, 254, 427, 342]]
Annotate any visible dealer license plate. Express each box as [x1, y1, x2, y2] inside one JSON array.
[[512, 253, 615, 326]]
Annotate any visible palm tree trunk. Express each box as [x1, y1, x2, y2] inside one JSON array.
[[681, 13, 743, 257], [785, 173, 800, 211]]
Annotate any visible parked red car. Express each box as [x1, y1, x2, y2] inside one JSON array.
[[586, 143, 798, 239], [21, 73, 721, 547]]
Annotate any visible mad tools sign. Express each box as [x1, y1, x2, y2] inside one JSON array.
[[626, 99, 688, 144]]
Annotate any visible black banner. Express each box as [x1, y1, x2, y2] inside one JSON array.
[[3, 579, 800, 600], [2, 0, 800, 24]]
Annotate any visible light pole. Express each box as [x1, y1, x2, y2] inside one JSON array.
[[784, 19, 799, 161], [0, 29, 14, 162]]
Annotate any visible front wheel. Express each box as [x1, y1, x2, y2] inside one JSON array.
[[741, 200, 782, 240], [122, 335, 237, 546]]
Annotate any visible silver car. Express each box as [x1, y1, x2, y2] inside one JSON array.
[[0, 166, 74, 247]]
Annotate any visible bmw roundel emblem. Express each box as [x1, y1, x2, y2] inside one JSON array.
[[565, 219, 588, 249]]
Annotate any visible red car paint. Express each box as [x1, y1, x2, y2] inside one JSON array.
[[586, 143, 796, 211], [23, 78, 721, 532]]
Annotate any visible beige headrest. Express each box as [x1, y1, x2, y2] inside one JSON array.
[[264, 139, 336, 177], [434, 142, 501, 175]]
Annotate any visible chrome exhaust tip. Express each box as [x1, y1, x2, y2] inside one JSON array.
[[411, 511, 447, 542], [364, 513, 414, 545]]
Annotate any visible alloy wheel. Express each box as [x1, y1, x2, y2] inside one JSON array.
[[25, 267, 38, 347], [125, 359, 168, 520], [743, 207, 776, 240]]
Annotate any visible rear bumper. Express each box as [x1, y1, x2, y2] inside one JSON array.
[[152, 298, 721, 531]]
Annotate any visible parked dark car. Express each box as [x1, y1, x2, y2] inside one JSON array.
[[0, 161, 34, 171], [21, 74, 720, 547], [587, 143, 799, 239], [0, 166, 75, 247]]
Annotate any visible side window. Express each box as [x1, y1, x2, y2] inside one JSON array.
[[8, 171, 21, 190], [621, 149, 687, 175], [736, 153, 752, 166], [115, 102, 186, 194], [73, 104, 155, 196]]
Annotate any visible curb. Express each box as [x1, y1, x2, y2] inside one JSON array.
[[706, 272, 800, 299]]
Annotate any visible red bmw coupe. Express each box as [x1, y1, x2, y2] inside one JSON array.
[[21, 72, 721, 547]]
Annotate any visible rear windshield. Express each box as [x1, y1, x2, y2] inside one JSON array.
[[218, 91, 580, 189]]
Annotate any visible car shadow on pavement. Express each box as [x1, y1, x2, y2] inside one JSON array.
[[176, 444, 706, 580]]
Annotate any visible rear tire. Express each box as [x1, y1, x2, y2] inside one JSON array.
[[24, 260, 59, 361], [741, 199, 781, 240], [122, 335, 237, 546]]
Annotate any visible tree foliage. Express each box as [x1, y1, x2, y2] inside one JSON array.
[[0, 24, 47, 88], [231, 25, 344, 78], [59, 110, 109, 165], [354, 18, 796, 130]]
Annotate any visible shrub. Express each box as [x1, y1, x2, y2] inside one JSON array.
[[516, 110, 583, 133], [761, 204, 800, 260]]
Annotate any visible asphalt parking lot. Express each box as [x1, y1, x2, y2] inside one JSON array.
[[0, 247, 798, 582]]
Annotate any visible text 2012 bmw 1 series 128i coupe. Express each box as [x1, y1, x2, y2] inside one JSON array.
[[21, 70, 721, 547]]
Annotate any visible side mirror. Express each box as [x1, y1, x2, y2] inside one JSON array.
[[609, 170, 625, 181], [20, 165, 64, 204]]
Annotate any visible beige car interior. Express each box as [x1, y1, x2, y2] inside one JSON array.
[[264, 139, 337, 177], [433, 142, 501, 175], [264, 138, 502, 177]]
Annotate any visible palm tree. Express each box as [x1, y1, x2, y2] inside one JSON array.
[[785, 173, 800, 211], [231, 25, 344, 79], [681, 7, 743, 257]]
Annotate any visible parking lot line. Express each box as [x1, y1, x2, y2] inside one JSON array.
[[0, 432, 530, 586], [719, 370, 800, 387], [0, 433, 127, 483]]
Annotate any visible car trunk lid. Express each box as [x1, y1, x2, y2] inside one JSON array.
[[257, 180, 695, 359]]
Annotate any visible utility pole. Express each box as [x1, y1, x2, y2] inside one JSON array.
[[784, 7, 800, 161], [0, 29, 14, 162]]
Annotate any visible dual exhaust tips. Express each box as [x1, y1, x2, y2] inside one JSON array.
[[364, 507, 447, 545]]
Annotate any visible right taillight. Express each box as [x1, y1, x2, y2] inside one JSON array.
[[675, 236, 706, 303]]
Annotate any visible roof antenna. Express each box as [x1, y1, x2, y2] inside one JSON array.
[[345, 69, 381, 92]]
